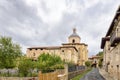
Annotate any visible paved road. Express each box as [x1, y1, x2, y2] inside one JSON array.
[[80, 68, 105, 80]]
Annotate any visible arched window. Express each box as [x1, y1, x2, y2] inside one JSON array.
[[72, 39, 75, 43]]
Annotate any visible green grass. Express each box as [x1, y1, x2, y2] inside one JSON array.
[[71, 68, 92, 80]]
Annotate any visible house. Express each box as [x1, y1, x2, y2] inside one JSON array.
[[89, 55, 101, 67], [101, 6, 120, 80]]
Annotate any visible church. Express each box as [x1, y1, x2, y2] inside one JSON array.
[[26, 28, 88, 65]]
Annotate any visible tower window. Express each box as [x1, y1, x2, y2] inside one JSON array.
[[72, 39, 75, 43]]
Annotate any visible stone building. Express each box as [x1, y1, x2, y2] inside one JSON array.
[[89, 56, 101, 67], [101, 6, 120, 80], [26, 28, 88, 65]]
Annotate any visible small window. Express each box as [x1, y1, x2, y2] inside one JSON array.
[[62, 50, 64, 52], [117, 65, 119, 68], [29, 49, 32, 51], [72, 39, 75, 43], [117, 28, 120, 31], [95, 61, 96, 63], [41, 48, 43, 50], [33, 53, 35, 56], [63, 59, 65, 62], [35, 49, 37, 50], [111, 66, 113, 68]]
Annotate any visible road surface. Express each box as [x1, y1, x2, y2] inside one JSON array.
[[80, 68, 105, 80]]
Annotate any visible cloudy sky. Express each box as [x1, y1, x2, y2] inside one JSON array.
[[0, 0, 120, 56]]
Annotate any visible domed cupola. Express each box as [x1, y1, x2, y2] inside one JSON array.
[[68, 28, 81, 43]]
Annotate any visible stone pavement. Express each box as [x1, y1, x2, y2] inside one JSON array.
[[80, 68, 105, 80], [99, 69, 114, 80]]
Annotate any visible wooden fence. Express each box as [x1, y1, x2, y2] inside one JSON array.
[[39, 71, 61, 80], [38, 65, 86, 80]]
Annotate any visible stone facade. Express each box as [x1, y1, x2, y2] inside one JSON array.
[[101, 6, 120, 80], [26, 28, 88, 65]]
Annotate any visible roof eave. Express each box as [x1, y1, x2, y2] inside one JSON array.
[[106, 6, 120, 37], [101, 37, 110, 49]]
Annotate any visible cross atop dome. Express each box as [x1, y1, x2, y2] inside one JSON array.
[[69, 28, 80, 38], [73, 28, 76, 34]]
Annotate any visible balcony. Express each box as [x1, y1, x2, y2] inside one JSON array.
[[110, 28, 120, 46]]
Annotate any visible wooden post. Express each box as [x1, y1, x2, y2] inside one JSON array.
[[64, 64, 68, 80]]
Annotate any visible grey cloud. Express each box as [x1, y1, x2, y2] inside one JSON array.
[[0, 0, 120, 56]]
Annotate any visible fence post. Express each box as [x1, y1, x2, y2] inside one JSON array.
[[38, 71, 42, 80], [64, 64, 68, 80]]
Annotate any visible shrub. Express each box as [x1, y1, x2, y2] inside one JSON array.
[[85, 61, 91, 67]]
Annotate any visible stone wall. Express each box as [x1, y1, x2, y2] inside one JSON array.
[[108, 43, 120, 80], [103, 41, 120, 80], [0, 77, 38, 80]]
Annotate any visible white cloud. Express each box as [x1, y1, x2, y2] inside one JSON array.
[[83, 0, 100, 9], [66, 0, 82, 13], [25, 0, 67, 25]]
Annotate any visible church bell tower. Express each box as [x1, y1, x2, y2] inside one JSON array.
[[68, 28, 81, 43]]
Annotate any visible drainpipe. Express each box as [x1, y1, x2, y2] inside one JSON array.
[[117, 65, 119, 80], [118, 44, 120, 80]]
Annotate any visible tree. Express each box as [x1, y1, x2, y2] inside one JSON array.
[[96, 51, 103, 68], [96, 51, 103, 57], [0, 36, 22, 69]]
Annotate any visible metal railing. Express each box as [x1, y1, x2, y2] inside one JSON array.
[[68, 65, 85, 72]]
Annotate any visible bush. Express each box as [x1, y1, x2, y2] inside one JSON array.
[[37, 53, 64, 73], [98, 59, 103, 68], [85, 61, 91, 67], [17, 53, 64, 76], [18, 58, 35, 77]]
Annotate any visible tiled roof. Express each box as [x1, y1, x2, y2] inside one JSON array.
[[27, 46, 78, 52], [62, 43, 88, 46], [27, 46, 61, 49]]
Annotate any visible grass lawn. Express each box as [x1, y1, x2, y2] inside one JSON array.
[[71, 68, 92, 80]]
